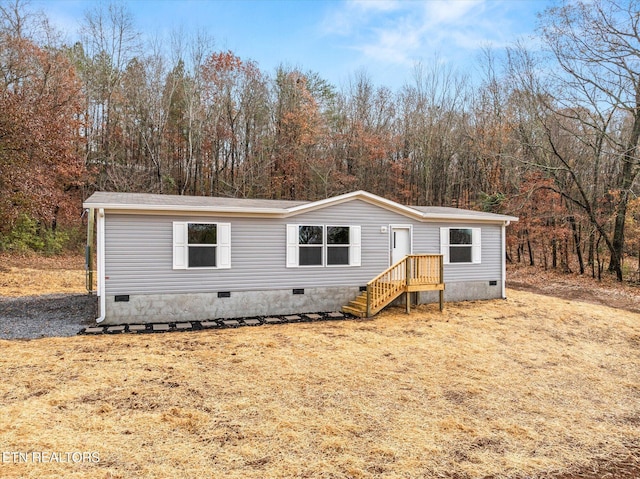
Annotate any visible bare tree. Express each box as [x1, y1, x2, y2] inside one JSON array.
[[79, 1, 141, 187], [399, 58, 470, 206], [539, 0, 640, 280]]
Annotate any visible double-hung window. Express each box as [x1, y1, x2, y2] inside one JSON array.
[[327, 226, 350, 265], [440, 227, 481, 264], [298, 225, 323, 266], [287, 224, 360, 267], [173, 222, 231, 269], [187, 223, 217, 267]]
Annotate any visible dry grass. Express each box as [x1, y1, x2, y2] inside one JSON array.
[[0, 254, 86, 296], [508, 263, 640, 314], [1, 290, 639, 478]]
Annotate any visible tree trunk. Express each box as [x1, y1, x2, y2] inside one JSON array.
[[609, 107, 640, 281], [563, 236, 571, 273], [569, 216, 585, 275]]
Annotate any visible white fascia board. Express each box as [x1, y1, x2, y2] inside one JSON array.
[[82, 202, 290, 217], [418, 213, 519, 224]]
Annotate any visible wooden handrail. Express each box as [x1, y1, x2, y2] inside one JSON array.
[[406, 254, 443, 286], [366, 254, 443, 316], [367, 256, 408, 284]]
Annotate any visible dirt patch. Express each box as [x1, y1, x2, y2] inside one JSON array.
[[507, 264, 640, 314], [541, 447, 640, 479]]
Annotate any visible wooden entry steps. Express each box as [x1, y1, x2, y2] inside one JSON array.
[[342, 254, 445, 318], [342, 291, 369, 317]]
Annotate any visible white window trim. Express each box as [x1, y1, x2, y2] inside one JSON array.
[[173, 221, 231, 270], [440, 227, 481, 265], [286, 224, 361, 268]]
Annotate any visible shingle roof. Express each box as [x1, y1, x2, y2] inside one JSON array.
[[410, 205, 514, 221], [84, 192, 309, 210], [84, 190, 518, 223]]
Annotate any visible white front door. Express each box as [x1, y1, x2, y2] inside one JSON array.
[[391, 227, 411, 265]]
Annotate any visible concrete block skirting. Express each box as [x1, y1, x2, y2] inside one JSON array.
[[103, 286, 361, 325], [417, 280, 503, 304], [389, 280, 503, 307]]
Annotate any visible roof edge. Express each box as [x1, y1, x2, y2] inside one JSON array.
[[284, 190, 426, 220], [285, 190, 518, 223], [83, 190, 519, 223], [418, 212, 519, 223], [82, 202, 290, 216]]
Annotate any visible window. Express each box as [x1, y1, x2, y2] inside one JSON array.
[[173, 222, 231, 270], [298, 225, 323, 266], [440, 227, 481, 264], [188, 223, 217, 267], [287, 224, 361, 267], [327, 226, 350, 265], [449, 228, 472, 263]]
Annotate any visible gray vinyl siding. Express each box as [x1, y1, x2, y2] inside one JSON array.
[[440, 225, 501, 282], [104, 199, 503, 296]]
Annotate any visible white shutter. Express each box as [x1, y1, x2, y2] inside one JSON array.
[[286, 224, 299, 267], [472, 227, 482, 264], [217, 223, 231, 269], [440, 227, 450, 265], [173, 222, 188, 270], [349, 226, 361, 266]]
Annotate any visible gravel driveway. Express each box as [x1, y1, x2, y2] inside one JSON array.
[[0, 294, 97, 340]]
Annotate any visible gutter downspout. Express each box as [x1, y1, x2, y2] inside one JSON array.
[[502, 221, 511, 299], [96, 208, 106, 323], [85, 208, 95, 294]]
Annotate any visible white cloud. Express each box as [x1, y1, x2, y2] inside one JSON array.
[[349, 0, 402, 13], [321, 0, 402, 36], [423, 0, 483, 24], [321, 0, 540, 70], [358, 22, 422, 65]]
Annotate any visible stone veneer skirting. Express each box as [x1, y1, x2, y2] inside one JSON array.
[[102, 280, 503, 325], [103, 286, 361, 325], [418, 280, 503, 304]]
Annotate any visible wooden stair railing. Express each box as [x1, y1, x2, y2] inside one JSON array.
[[342, 254, 444, 318]]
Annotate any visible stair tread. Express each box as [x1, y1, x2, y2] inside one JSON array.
[[342, 306, 367, 318]]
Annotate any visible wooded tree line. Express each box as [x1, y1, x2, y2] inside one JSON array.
[[1, 0, 639, 281]]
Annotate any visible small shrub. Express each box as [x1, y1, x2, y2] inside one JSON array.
[[0, 214, 78, 256], [0, 214, 44, 252], [62, 226, 87, 254], [42, 228, 70, 256]]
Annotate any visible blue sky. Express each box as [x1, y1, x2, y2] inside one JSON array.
[[34, 0, 554, 90]]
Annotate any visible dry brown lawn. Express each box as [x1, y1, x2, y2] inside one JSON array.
[[0, 254, 87, 296], [1, 289, 639, 478]]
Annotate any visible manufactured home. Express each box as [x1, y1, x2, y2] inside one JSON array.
[[83, 190, 518, 325]]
